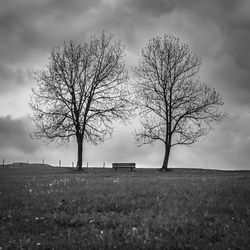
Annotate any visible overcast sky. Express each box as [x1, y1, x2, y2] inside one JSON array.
[[0, 0, 250, 170]]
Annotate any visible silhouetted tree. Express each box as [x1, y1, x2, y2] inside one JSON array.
[[134, 35, 226, 171], [30, 33, 132, 170]]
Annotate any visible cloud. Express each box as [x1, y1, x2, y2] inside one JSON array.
[[169, 107, 250, 171], [0, 115, 79, 165], [0, 63, 26, 94], [187, 0, 250, 71], [0, 0, 102, 64], [126, 0, 183, 16], [121, 0, 250, 109], [192, 112, 250, 170], [0, 116, 69, 165], [0, 116, 39, 154], [0, 0, 249, 169], [84, 123, 164, 168]]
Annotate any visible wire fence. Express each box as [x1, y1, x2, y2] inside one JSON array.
[[1, 158, 109, 169]]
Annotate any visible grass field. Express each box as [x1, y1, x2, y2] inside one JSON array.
[[0, 164, 249, 249]]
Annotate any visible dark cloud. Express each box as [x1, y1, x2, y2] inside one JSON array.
[[119, 0, 250, 110], [0, 64, 23, 83], [125, 0, 241, 20], [0, 0, 101, 63], [0, 0, 249, 169], [0, 116, 78, 166], [126, 0, 178, 16], [192, 1, 250, 70], [126, 0, 250, 68], [0, 116, 39, 154], [213, 63, 250, 106], [0, 63, 26, 94]]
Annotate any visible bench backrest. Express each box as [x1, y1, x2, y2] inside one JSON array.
[[112, 163, 136, 168]]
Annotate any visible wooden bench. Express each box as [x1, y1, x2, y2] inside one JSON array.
[[112, 163, 136, 172]]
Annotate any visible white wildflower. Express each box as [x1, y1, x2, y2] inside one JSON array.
[[131, 227, 138, 236], [113, 178, 120, 183]]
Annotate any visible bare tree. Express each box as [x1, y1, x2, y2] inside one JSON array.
[[30, 32, 132, 170], [134, 35, 226, 171]]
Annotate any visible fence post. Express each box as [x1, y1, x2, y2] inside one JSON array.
[[59, 160, 61, 167], [103, 162, 105, 168], [42, 158, 44, 164], [87, 162, 88, 168], [72, 162, 74, 168], [2, 159, 5, 166]]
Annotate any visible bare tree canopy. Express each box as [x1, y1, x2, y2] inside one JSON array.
[[134, 34, 226, 171], [30, 32, 133, 170]]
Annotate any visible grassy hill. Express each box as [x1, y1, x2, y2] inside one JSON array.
[[0, 165, 249, 249]]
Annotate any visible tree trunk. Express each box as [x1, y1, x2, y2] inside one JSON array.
[[76, 138, 83, 170], [161, 145, 171, 171]]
